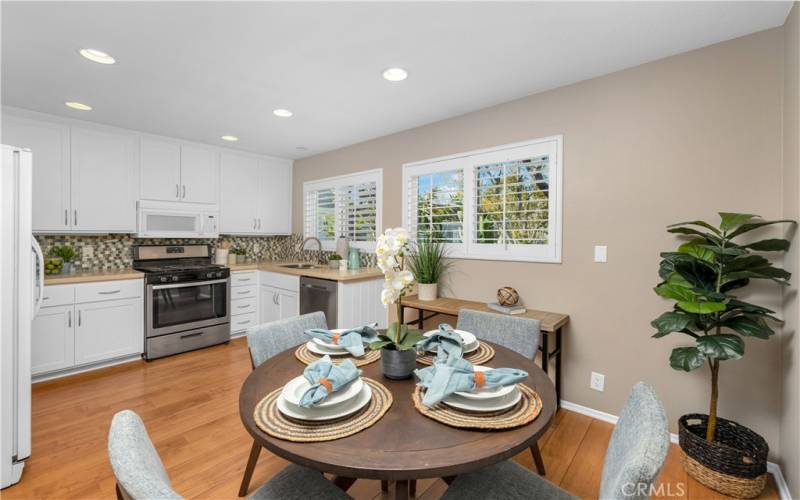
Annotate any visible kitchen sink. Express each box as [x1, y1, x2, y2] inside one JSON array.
[[280, 263, 319, 269]]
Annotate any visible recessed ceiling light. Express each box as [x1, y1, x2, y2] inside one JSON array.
[[382, 67, 408, 82], [79, 48, 116, 65], [65, 101, 92, 111], [273, 109, 293, 118], [221, 135, 239, 142]]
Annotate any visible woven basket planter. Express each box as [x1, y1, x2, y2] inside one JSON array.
[[678, 414, 768, 498]]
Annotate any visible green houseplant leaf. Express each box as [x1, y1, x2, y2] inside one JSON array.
[[651, 311, 697, 338], [718, 213, 757, 232], [720, 315, 774, 339], [696, 334, 745, 360], [670, 347, 706, 371]]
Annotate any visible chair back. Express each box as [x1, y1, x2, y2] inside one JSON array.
[[246, 311, 327, 368], [456, 309, 540, 359], [108, 410, 182, 500], [599, 382, 669, 500]]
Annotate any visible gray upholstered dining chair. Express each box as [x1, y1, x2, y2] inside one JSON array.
[[239, 311, 329, 496], [108, 410, 349, 500], [440, 382, 670, 500], [455, 308, 546, 474]]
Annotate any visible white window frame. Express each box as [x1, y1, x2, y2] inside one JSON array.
[[402, 135, 563, 263], [303, 168, 383, 251]]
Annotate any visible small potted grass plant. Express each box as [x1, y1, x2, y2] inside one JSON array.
[[50, 245, 78, 274], [407, 237, 451, 301], [327, 253, 343, 269]]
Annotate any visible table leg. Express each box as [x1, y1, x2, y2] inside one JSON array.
[[530, 442, 546, 475], [381, 480, 389, 492], [238, 439, 261, 497], [400, 304, 405, 325], [417, 308, 424, 329], [541, 332, 549, 375], [331, 476, 357, 491], [442, 476, 456, 485], [395, 480, 409, 500], [409, 479, 416, 496], [555, 327, 562, 408]]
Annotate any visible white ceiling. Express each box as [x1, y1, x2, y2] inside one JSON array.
[[1, 2, 792, 160]]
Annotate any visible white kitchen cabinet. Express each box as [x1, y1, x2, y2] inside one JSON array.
[[2, 115, 71, 232], [180, 145, 218, 204], [221, 152, 292, 235], [140, 137, 181, 202], [259, 285, 282, 324], [258, 157, 292, 234], [140, 140, 218, 205], [278, 289, 299, 319], [220, 152, 260, 234], [71, 127, 137, 232], [31, 304, 75, 375], [75, 297, 142, 365]]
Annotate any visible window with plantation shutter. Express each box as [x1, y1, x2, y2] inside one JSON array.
[[402, 136, 562, 262], [303, 169, 383, 250]]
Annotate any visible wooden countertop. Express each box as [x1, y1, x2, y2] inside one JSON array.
[[400, 294, 570, 333], [229, 261, 384, 282], [44, 268, 144, 285]]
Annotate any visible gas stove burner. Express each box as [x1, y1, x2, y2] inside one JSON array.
[[132, 244, 230, 285]]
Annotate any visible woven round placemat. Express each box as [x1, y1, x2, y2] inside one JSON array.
[[254, 378, 392, 442], [412, 383, 542, 430], [294, 343, 381, 367], [416, 341, 496, 366]]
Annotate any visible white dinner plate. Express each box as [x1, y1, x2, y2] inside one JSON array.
[[422, 329, 479, 354], [442, 387, 522, 413], [453, 366, 518, 400], [306, 341, 350, 356], [278, 383, 372, 421], [281, 375, 364, 408]]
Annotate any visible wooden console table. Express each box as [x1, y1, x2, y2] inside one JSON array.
[[400, 295, 569, 405]]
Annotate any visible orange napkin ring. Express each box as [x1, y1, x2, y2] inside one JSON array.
[[332, 334, 341, 345], [319, 378, 333, 392], [474, 371, 486, 388]]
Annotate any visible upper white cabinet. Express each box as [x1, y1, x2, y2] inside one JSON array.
[[2, 116, 71, 231], [220, 152, 292, 235], [71, 127, 138, 232], [140, 138, 218, 205]]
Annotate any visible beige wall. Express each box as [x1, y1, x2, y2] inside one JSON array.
[[294, 29, 787, 453], [782, 3, 799, 496]]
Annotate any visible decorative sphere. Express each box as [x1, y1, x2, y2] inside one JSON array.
[[497, 287, 519, 306]]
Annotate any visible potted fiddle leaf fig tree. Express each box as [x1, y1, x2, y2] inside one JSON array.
[[652, 213, 793, 498]]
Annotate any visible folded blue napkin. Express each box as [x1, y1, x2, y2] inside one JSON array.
[[415, 357, 528, 407], [304, 323, 378, 357], [415, 323, 464, 362], [299, 355, 361, 408]]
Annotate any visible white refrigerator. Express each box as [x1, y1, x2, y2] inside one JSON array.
[[1, 145, 42, 488]]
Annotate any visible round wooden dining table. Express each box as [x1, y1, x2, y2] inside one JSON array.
[[239, 341, 557, 500]]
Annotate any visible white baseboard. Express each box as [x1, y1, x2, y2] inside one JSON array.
[[32, 354, 142, 383], [559, 399, 792, 500]]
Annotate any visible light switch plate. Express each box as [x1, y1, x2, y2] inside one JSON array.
[[590, 372, 605, 392], [82, 245, 94, 259], [594, 245, 607, 263]]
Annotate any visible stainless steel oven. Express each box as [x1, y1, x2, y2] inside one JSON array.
[[134, 244, 232, 360]]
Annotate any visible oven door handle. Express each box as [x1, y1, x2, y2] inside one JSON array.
[[151, 278, 229, 290]]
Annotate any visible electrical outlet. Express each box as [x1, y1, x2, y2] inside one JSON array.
[[590, 372, 605, 392], [82, 245, 94, 259], [594, 245, 607, 263]]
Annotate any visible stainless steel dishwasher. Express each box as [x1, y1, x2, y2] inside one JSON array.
[[299, 276, 338, 328]]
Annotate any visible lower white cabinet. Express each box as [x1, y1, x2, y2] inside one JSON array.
[[31, 305, 75, 375], [32, 279, 143, 378], [259, 285, 299, 324], [74, 298, 142, 365]]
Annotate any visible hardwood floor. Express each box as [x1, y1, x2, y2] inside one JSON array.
[[3, 337, 780, 499]]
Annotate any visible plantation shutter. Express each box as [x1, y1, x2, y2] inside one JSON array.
[[406, 170, 464, 242], [472, 155, 550, 246], [337, 181, 377, 242], [303, 187, 336, 241]]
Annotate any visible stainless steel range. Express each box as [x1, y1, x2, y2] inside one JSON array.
[[133, 244, 231, 360]]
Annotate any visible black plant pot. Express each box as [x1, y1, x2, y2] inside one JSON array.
[[678, 414, 768, 498], [379, 348, 416, 379]]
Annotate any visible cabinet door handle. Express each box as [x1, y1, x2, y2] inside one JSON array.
[[237, 304, 251, 309], [238, 278, 251, 282], [180, 331, 204, 339], [64, 209, 68, 226], [77, 310, 81, 326], [273, 292, 279, 305], [68, 310, 72, 327], [176, 184, 180, 199], [182, 184, 186, 199], [237, 290, 250, 295], [74, 209, 78, 226], [98, 290, 121, 295]]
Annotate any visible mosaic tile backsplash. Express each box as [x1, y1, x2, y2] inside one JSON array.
[[35, 234, 377, 271]]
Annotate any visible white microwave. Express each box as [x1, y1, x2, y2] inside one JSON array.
[[136, 200, 219, 238]]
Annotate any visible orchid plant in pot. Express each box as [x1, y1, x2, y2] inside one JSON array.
[[369, 227, 425, 379]]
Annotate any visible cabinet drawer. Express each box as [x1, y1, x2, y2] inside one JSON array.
[[232, 296, 258, 316], [75, 279, 143, 303], [231, 271, 257, 287], [231, 285, 257, 300], [260, 271, 299, 293], [231, 312, 257, 332], [41, 285, 75, 307]]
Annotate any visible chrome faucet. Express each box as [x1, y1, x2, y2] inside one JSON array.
[[298, 236, 323, 264]]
